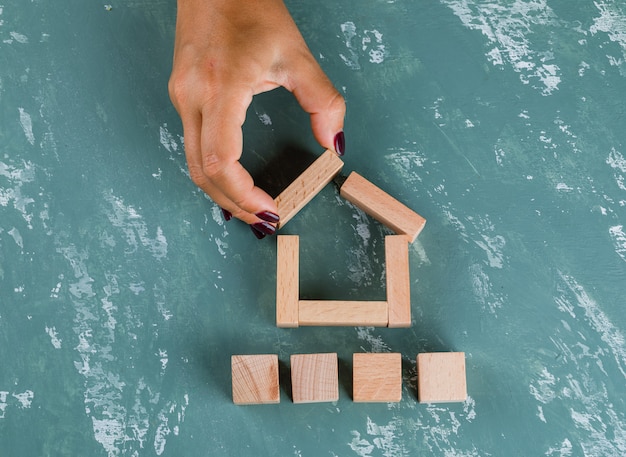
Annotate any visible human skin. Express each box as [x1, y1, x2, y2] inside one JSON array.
[[169, 0, 346, 236]]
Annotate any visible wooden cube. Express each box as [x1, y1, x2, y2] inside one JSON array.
[[385, 235, 411, 328], [276, 235, 299, 328], [353, 353, 402, 402], [340, 172, 426, 243], [417, 352, 467, 403], [231, 355, 280, 405], [291, 353, 339, 403], [274, 149, 344, 228]]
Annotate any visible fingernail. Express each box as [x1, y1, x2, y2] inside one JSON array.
[[251, 221, 276, 236], [256, 211, 280, 224], [221, 208, 232, 222], [250, 225, 266, 239], [334, 131, 345, 156]]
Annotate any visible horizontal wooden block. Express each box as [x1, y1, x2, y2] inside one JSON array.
[[340, 171, 426, 243], [274, 149, 344, 228], [276, 235, 299, 328], [385, 235, 411, 328], [353, 353, 402, 403], [298, 300, 388, 327], [291, 353, 339, 403], [231, 354, 280, 405], [417, 352, 467, 403]]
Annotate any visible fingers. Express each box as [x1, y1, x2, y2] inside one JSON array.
[[285, 54, 347, 156], [180, 92, 279, 228]]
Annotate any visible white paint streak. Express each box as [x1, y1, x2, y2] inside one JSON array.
[[590, 1, 626, 64], [104, 192, 168, 260], [609, 225, 626, 263], [441, 0, 562, 94], [18, 108, 35, 145], [45, 326, 62, 349], [9, 31, 28, 43], [340, 22, 387, 70], [560, 273, 626, 379], [257, 113, 272, 125], [385, 149, 427, 184]]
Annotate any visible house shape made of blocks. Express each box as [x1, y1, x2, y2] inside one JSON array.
[[273, 149, 427, 328]]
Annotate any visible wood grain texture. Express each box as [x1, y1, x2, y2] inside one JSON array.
[[291, 353, 339, 403], [353, 353, 402, 403], [274, 149, 344, 228], [231, 355, 280, 405], [385, 235, 411, 328], [298, 300, 388, 327], [340, 172, 426, 242], [276, 235, 299, 328], [417, 352, 467, 403]]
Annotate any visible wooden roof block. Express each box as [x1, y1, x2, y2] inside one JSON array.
[[231, 354, 280, 405], [274, 149, 344, 229], [340, 171, 426, 242], [417, 352, 467, 403], [291, 353, 339, 403], [353, 353, 402, 403]]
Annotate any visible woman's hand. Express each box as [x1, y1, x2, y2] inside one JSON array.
[[169, 0, 346, 237]]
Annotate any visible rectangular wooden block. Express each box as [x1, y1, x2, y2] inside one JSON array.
[[417, 352, 467, 403], [340, 171, 426, 242], [291, 353, 339, 403], [276, 235, 299, 328], [231, 354, 280, 405], [353, 353, 402, 403], [385, 235, 411, 328], [298, 300, 388, 327], [274, 149, 344, 228]]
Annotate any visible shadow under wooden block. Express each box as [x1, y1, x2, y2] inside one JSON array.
[[231, 354, 280, 405], [291, 353, 339, 403], [298, 300, 388, 327], [417, 352, 467, 403], [276, 235, 299, 328], [339, 171, 426, 243], [385, 235, 411, 328], [353, 353, 402, 403], [274, 149, 344, 229]]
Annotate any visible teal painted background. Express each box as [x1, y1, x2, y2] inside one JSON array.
[[2, 0, 626, 455]]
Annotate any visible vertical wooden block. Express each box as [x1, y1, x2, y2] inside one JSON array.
[[291, 353, 339, 403], [298, 300, 388, 327], [274, 149, 344, 228], [353, 353, 402, 403], [340, 172, 426, 242], [417, 352, 467, 403], [385, 235, 411, 328], [276, 235, 299, 328], [231, 354, 280, 405]]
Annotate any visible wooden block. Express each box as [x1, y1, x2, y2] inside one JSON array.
[[385, 235, 411, 328], [298, 300, 388, 327], [417, 352, 467, 403], [231, 354, 280, 405], [276, 235, 299, 328], [291, 353, 339, 403], [353, 353, 402, 403], [340, 172, 426, 242], [274, 149, 344, 228]]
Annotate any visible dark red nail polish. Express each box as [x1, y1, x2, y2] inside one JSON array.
[[221, 208, 232, 222], [252, 221, 276, 236], [256, 211, 280, 224], [334, 131, 345, 156], [250, 225, 266, 239]]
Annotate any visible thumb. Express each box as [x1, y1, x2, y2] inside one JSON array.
[[287, 57, 347, 155]]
